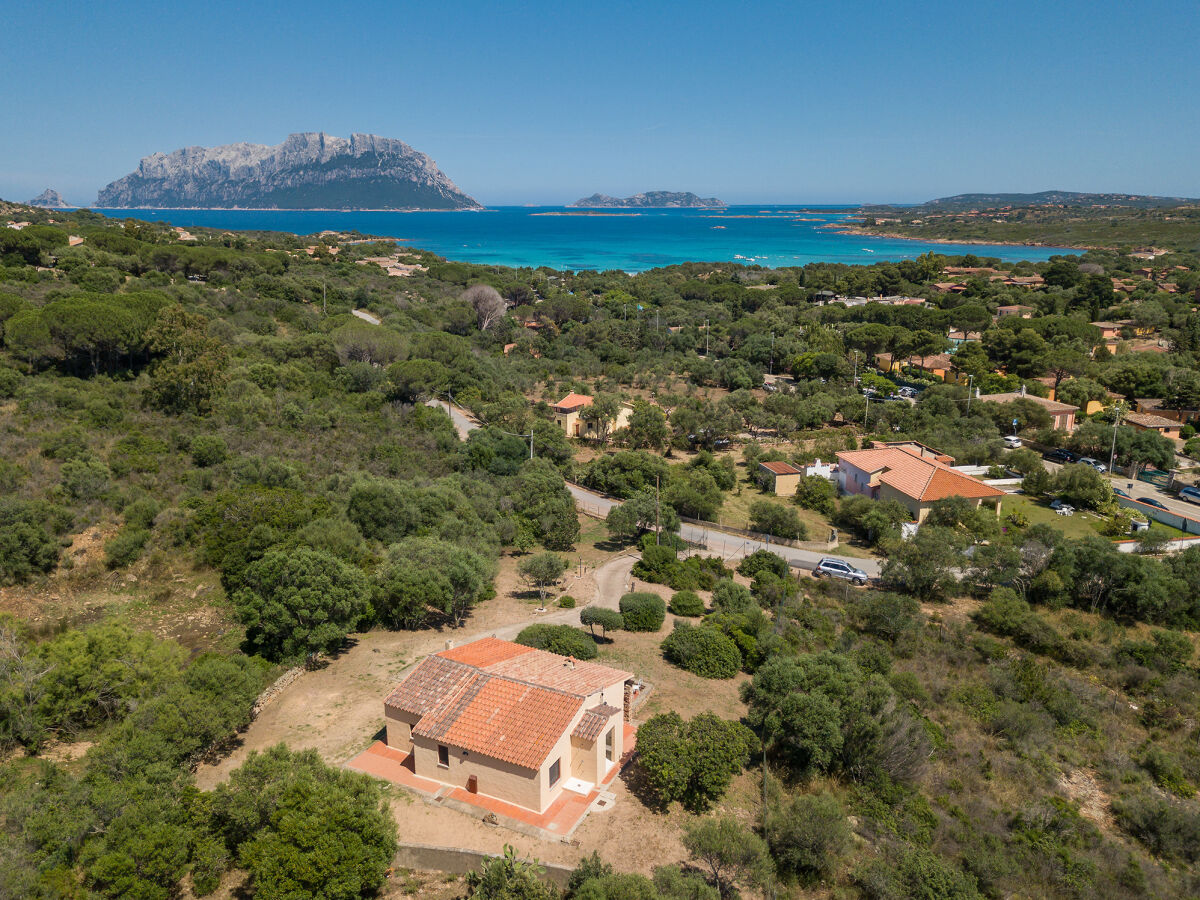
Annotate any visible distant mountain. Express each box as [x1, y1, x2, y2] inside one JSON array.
[[29, 188, 70, 209], [96, 132, 482, 210], [570, 191, 725, 209], [909, 191, 1199, 211]]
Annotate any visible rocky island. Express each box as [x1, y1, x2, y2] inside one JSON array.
[[570, 191, 725, 208], [28, 188, 70, 209], [95, 132, 482, 210]]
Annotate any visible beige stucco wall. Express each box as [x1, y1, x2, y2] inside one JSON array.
[[412, 734, 546, 810], [771, 472, 801, 497], [384, 677, 628, 812], [385, 707, 420, 749]]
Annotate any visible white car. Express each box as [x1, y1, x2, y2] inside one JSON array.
[[1003, 435, 1023, 449], [811, 557, 869, 586]]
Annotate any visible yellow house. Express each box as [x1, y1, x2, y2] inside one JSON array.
[[552, 393, 633, 440], [384, 638, 633, 814], [759, 461, 803, 496]]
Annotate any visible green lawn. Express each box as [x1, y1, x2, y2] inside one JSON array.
[[1001, 494, 1187, 542]]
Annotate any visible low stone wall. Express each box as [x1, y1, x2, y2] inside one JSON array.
[[251, 665, 305, 717], [393, 843, 574, 888]]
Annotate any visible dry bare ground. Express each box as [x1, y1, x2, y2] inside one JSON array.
[[192, 548, 746, 875]]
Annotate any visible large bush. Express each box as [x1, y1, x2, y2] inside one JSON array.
[[669, 590, 706, 616], [764, 789, 852, 882], [662, 622, 742, 678], [232, 547, 372, 661], [636, 712, 758, 812], [515, 624, 598, 660], [619, 592, 666, 631]]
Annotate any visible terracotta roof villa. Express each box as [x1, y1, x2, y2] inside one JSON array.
[[552, 392, 594, 413], [1124, 412, 1183, 439], [975, 387, 1079, 432], [836, 445, 1005, 524], [380, 637, 634, 814]]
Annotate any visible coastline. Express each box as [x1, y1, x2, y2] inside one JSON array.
[[92, 206, 488, 213], [823, 224, 1103, 251]]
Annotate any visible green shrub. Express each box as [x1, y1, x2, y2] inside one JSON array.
[[514, 624, 598, 660], [737, 549, 788, 581], [104, 528, 151, 569], [557, 595, 576, 609], [191, 434, 228, 468], [749, 499, 807, 540], [580, 606, 623, 637], [1113, 793, 1200, 863], [669, 590, 706, 616], [632, 543, 678, 584], [711, 579, 754, 613], [764, 789, 851, 882], [794, 475, 837, 515], [122, 497, 162, 530], [636, 712, 758, 812], [619, 592, 666, 631], [1137, 746, 1195, 798], [662, 622, 741, 678]]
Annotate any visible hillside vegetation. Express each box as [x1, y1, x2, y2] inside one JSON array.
[[2, 200, 1200, 897]]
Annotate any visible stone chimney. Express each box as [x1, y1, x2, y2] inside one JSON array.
[[445, 640, 454, 651], [623, 681, 633, 721]]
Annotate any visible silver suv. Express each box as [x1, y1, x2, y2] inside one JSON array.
[[812, 557, 869, 586]]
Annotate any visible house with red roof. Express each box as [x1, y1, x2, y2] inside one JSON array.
[[836, 445, 1005, 524], [383, 637, 633, 813], [551, 392, 633, 440], [758, 460, 803, 496]]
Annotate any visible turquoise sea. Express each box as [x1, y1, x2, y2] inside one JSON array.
[[94, 206, 1075, 273]]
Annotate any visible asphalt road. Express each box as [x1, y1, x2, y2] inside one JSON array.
[[566, 482, 882, 577], [433, 401, 883, 579]]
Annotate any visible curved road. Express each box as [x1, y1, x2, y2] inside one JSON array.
[[433, 399, 882, 579]]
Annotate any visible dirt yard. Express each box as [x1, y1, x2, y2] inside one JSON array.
[[193, 544, 749, 876]]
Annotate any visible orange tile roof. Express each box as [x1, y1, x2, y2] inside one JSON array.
[[760, 460, 802, 475], [572, 703, 621, 741], [836, 448, 1005, 502], [416, 677, 582, 770], [976, 392, 1078, 414], [387, 638, 632, 772], [1125, 412, 1180, 429], [440, 637, 534, 668], [554, 392, 594, 411]]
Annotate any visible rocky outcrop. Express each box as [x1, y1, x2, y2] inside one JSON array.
[[570, 191, 725, 208], [96, 132, 482, 210], [29, 188, 70, 208]]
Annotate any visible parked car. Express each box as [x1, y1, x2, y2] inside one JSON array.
[[1178, 485, 1200, 505], [1140, 497, 1168, 510], [1113, 487, 1130, 498], [1078, 457, 1107, 473], [811, 557, 869, 586], [1055, 505, 1076, 516], [1043, 448, 1078, 463], [1050, 498, 1072, 510], [1003, 435, 1023, 449]]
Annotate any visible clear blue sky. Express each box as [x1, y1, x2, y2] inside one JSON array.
[[3, 0, 1197, 206]]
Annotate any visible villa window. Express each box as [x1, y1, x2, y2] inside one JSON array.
[[605, 728, 614, 762], [438, 745, 449, 767], [549, 758, 561, 786]]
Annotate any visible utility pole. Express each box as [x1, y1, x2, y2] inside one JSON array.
[[705, 319, 709, 356], [529, 431, 534, 460], [655, 474, 661, 546], [965, 374, 974, 414], [322, 278, 327, 317], [864, 391, 870, 429], [1109, 402, 1123, 474], [769, 331, 775, 376], [851, 350, 859, 384]]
